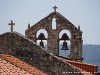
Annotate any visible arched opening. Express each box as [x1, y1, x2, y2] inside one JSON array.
[[36, 29, 48, 49], [52, 18, 56, 29], [59, 30, 71, 57]]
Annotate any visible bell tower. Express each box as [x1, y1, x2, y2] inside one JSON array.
[[25, 6, 83, 61]]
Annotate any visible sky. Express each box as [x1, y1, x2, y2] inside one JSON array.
[[0, 0, 100, 45]]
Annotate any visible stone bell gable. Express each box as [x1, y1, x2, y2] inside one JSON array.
[[25, 11, 83, 61]]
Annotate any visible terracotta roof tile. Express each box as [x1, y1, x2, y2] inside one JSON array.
[[60, 57, 97, 75], [0, 54, 48, 75], [0, 58, 33, 75]]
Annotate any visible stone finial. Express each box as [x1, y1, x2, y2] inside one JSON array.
[[78, 25, 80, 30]]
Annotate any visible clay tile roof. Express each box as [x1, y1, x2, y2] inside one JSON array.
[[59, 57, 97, 75], [0, 54, 48, 75]]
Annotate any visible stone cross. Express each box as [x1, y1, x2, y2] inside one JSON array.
[[8, 20, 15, 32], [53, 6, 57, 12]]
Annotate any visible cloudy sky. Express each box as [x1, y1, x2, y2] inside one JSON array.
[[0, 0, 100, 45]]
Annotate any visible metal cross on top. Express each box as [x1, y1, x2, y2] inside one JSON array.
[[8, 20, 15, 32], [53, 6, 57, 12]]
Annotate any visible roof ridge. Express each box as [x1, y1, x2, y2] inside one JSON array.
[[0, 32, 46, 51]]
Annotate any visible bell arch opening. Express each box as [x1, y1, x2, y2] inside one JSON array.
[[36, 29, 48, 49], [59, 30, 71, 57], [52, 18, 56, 29]]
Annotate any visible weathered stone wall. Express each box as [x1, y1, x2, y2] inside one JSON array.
[[25, 12, 83, 61], [0, 32, 84, 75]]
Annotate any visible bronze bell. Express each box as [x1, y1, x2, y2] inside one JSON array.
[[60, 33, 70, 40], [37, 33, 46, 40], [61, 41, 69, 50], [40, 40, 45, 48], [37, 33, 46, 48]]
